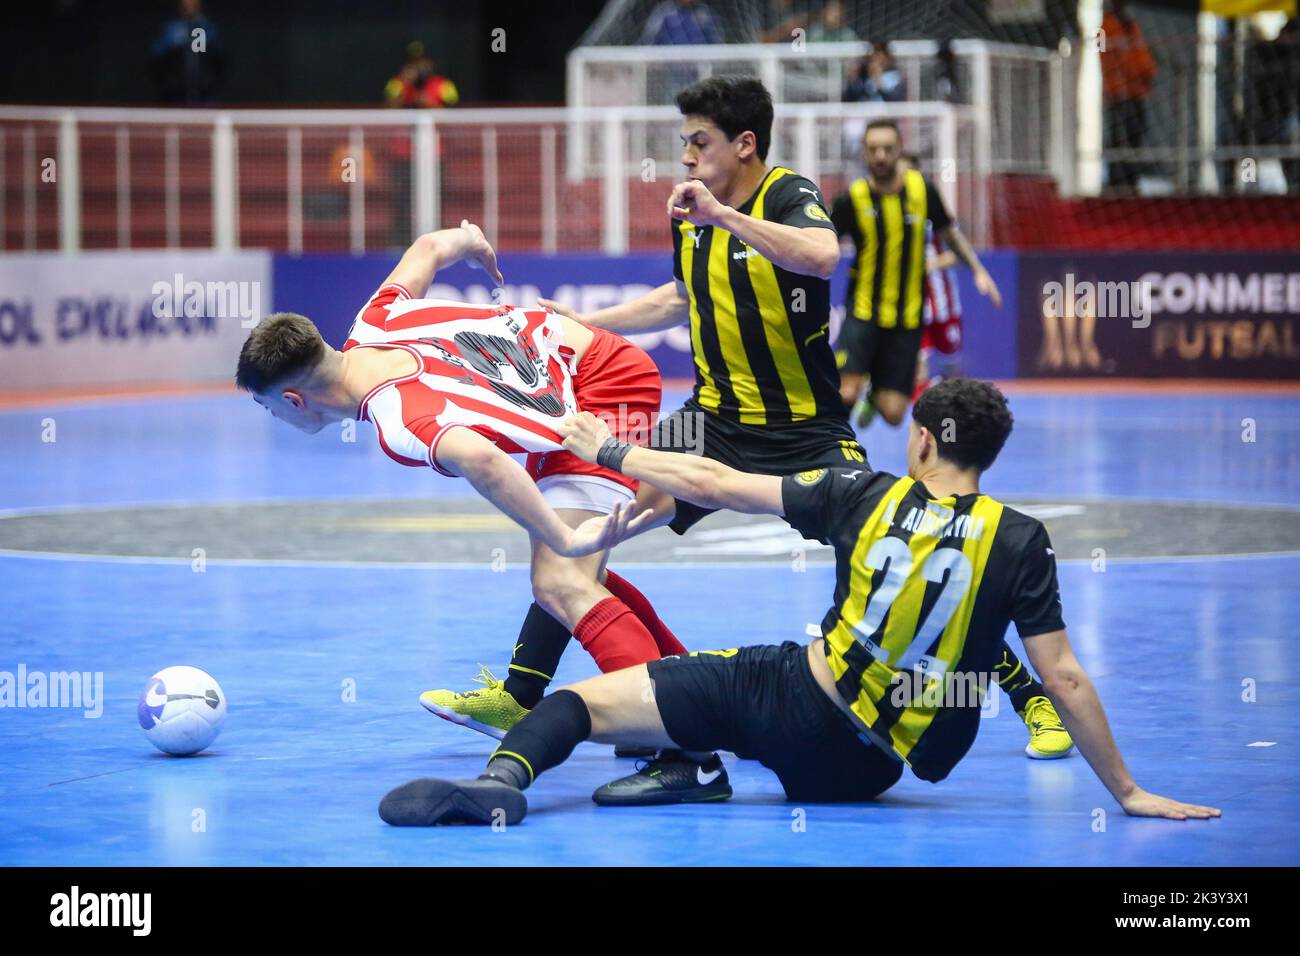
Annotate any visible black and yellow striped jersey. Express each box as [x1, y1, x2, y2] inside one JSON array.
[[830, 169, 954, 329], [781, 466, 1065, 783], [671, 166, 843, 426]]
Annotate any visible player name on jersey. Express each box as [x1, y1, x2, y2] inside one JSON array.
[[888, 501, 986, 541]]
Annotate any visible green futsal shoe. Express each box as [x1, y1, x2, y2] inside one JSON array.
[[420, 665, 529, 740], [852, 394, 877, 429]]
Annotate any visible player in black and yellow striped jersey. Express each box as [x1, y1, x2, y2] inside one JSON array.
[[383, 379, 1221, 824], [430, 76, 874, 729], [830, 119, 1003, 428], [669, 163, 842, 426]]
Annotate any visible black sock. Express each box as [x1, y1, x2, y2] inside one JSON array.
[[502, 603, 572, 709], [994, 642, 1045, 713], [480, 689, 592, 791]]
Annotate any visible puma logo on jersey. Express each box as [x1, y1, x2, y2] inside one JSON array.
[[687, 227, 703, 247], [839, 470, 862, 480]]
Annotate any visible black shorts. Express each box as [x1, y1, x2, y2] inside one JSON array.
[[647, 642, 905, 803], [835, 318, 922, 396], [651, 399, 869, 534]]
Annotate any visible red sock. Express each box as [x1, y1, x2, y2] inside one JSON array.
[[573, 597, 661, 673], [603, 569, 689, 657]]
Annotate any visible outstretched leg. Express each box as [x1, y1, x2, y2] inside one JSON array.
[[381, 667, 670, 826]]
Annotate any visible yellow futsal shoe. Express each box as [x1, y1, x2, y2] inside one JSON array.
[[420, 666, 528, 740], [1020, 695, 1075, 759]]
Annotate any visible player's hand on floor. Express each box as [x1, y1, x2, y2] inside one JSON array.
[[561, 500, 655, 557], [459, 219, 505, 286], [559, 411, 613, 463], [1120, 788, 1221, 821]]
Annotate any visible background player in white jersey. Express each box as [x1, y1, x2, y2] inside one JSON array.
[[235, 221, 691, 736]]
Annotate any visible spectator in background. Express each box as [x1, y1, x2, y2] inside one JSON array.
[[150, 0, 226, 105], [841, 41, 905, 159], [935, 39, 960, 103], [1252, 18, 1299, 193], [843, 41, 906, 102], [807, 0, 858, 44], [642, 0, 722, 45], [1100, 0, 1156, 193], [385, 42, 459, 109], [383, 42, 456, 248], [759, 0, 799, 44]]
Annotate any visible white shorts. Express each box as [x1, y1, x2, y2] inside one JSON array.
[[536, 473, 635, 515]]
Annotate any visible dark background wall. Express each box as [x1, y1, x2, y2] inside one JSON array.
[[0, 0, 608, 105]]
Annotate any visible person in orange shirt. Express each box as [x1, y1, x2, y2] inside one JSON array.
[[1101, 0, 1157, 192], [384, 42, 459, 109], [383, 42, 458, 246]]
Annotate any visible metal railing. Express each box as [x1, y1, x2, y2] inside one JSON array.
[[0, 102, 983, 255]]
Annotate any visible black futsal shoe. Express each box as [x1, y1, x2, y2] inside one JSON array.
[[592, 750, 732, 807], [379, 777, 527, 827], [613, 744, 660, 758]]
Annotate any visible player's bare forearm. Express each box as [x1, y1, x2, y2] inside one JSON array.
[[552, 281, 688, 334], [1023, 630, 1220, 819], [941, 226, 992, 277], [716, 207, 840, 279], [622, 447, 781, 515], [941, 225, 1002, 307], [559, 412, 782, 515], [384, 222, 503, 296], [1039, 661, 1139, 803], [437, 431, 575, 555], [927, 251, 958, 272]]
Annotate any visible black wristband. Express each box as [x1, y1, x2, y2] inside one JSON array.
[[596, 437, 634, 473]]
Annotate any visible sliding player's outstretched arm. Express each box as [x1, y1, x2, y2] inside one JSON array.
[[383, 220, 505, 297], [559, 411, 783, 517], [1020, 629, 1220, 821], [435, 426, 653, 558]]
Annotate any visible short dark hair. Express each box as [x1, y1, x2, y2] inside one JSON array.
[[912, 378, 1014, 473], [865, 118, 901, 142], [235, 312, 326, 394], [676, 75, 773, 161]]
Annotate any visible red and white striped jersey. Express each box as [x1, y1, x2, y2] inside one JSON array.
[[922, 230, 962, 326], [343, 283, 579, 477]]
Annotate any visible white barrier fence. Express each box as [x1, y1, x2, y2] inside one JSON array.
[[0, 102, 984, 256]]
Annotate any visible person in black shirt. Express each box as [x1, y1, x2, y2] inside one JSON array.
[[379, 379, 1220, 825]]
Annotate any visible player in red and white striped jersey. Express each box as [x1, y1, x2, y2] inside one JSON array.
[[915, 228, 964, 400], [236, 222, 691, 739]]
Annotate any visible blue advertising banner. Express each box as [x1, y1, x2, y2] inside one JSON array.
[[1018, 252, 1300, 379], [272, 250, 1019, 383]]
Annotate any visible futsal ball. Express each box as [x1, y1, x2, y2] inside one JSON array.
[[137, 666, 227, 756]]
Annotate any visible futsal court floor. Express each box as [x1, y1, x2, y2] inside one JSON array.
[[1, 382, 1298, 866]]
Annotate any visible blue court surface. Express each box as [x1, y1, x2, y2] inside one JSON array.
[[1, 385, 1298, 866]]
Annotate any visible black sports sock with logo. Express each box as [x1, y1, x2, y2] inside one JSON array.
[[994, 641, 1045, 713], [480, 689, 592, 790], [502, 603, 572, 710]]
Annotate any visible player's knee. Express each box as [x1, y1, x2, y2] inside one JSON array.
[[874, 393, 908, 426], [879, 405, 906, 427], [530, 564, 593, 620], [564, 667, 647, 739]]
